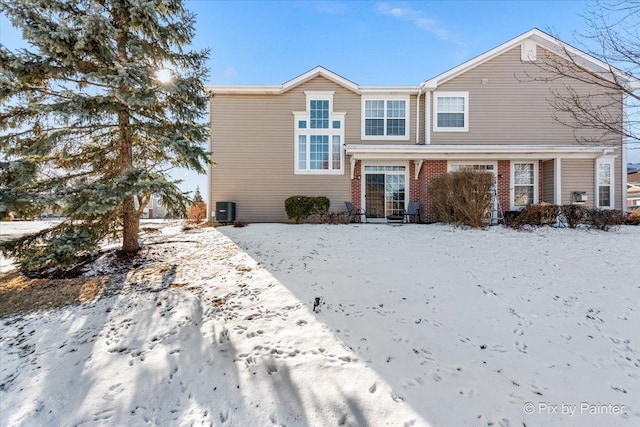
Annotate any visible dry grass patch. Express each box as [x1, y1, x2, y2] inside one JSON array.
[[0, 271, 112, 317]]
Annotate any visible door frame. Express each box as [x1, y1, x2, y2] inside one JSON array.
[[360, 161, 410, 221]]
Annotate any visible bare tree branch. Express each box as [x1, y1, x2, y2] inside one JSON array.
[[521, 3, 640, 150]]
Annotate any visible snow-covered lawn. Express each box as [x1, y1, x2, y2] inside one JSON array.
[[1, 221, 639, 426]]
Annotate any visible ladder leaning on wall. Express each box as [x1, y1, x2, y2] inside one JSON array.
[[488, 186, 504, 225]]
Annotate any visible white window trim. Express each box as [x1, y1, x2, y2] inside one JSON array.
[[447, 161, 497, 176], [433, 91, 469, 132], [596, 156, 615, 209], [360, 161, 410, 221], [510, 161, 539, 210], [294, 91, 344, 175], [361, 95, 411, 141]]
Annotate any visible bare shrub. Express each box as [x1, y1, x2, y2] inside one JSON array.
[[429, 170, 493, 228], [559, 205, 587, 228], [587, 209, 625, 231], [509, 204, 559, 228], [503, 211, 522, 228], [324, 212, 350, 224], [626, 209, 640, 226], [187, 202, 207, 223]]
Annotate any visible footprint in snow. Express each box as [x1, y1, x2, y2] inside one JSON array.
[[391, 392, 405, 402], [515, 341, 528, 353], [338, 414, 348, 426], [369, 382, 377, 393]]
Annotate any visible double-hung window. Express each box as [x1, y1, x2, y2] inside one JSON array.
[[294, 91, 344, 174], [433, 92, 469, 132], [362, 96, 409, 140], [511, 162, 537, 209], [596, 158, 615, 209]]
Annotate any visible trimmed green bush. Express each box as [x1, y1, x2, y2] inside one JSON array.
[[284, 196, 330, 224]]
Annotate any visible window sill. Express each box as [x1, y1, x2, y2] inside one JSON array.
[[295, 170, 344, 175], [361, 135, 410, 141], [433, 128, 468, 132]]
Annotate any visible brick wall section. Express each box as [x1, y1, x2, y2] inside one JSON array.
[[420, 160, 448, 222], [409, 160, 420, 203], [497, 160, 511, 212], [350, 160, 362, 210]]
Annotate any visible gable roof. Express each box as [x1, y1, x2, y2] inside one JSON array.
[[281, 66, 359, 93], [205, 66, 419, 95], [423, 28, 640, 90]]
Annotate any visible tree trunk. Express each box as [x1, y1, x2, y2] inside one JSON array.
[[122, 195, 140, 252], [118, 109, 140, 253], [116, 11, 139, 254]]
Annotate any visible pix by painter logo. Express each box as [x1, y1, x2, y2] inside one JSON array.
[[523, 402, 625, 416]]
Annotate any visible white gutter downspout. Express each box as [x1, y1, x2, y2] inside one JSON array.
[[206, 92, 213, 221], [416, 82, 426, 145], [622, 93, 629, 213]]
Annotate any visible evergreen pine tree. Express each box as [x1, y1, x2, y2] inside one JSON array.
[[192, 186, 203, 205], [0, 0, 210, 273]]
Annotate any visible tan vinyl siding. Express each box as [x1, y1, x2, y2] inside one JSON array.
[[611, 153, 623, 210], [210, 76, 356, 222], [429, 46, 624, 147], [559, 154, 623, 209], [561, 159, 595, 207], [542, 160, 554, 204]]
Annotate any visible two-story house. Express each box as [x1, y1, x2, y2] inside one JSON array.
[[207, 29, 638, 223]]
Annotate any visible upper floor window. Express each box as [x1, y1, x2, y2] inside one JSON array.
[[597, 158, 614, 209], [362, 96, 409, 140], [434, 92, 468, 132], [293, 91, 344, 174], [310, 100, 329, 128]]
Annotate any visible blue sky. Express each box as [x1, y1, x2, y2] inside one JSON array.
[[2, 1, 638, 198], [194, 0, 590, 86]]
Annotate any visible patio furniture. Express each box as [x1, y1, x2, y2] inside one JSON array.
[[345, 201, 367, 223], [386, 213, 404, 225], [404, 202, 421, 223]]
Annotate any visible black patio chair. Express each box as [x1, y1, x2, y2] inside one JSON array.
[[404, 201, 421, 223], [345, 201, 367, 223]]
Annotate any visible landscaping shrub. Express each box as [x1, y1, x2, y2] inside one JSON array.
[[559, 204, 587, 229], [284, 196, 330, 224], [429, 170, 493, 228], [504, 204, 560, 229], [319, 211, 350, 224], [587, 209, 625, 231], [503, 211, 522, 228], [187, 202, 207, 223], [626, 209, 640, 225], [311, 196, 330, 217]]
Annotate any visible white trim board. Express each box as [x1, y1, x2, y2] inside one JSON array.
[[345, 144, 616, 159], [206, 66, 421, 95]]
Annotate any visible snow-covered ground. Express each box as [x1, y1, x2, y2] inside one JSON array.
[[1, 221, 639, 426]]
